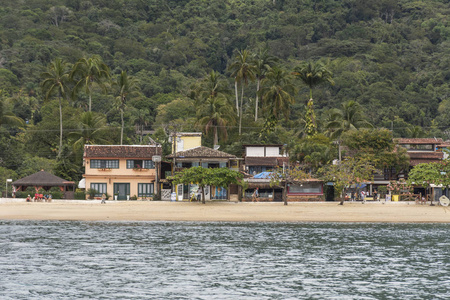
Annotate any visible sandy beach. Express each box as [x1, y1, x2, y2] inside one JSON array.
[[1, 199, 449, 223]]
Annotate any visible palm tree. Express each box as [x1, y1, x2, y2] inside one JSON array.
[[0, 98, 25, 127], [293, 60, 334, 101], [130, 108, 151, 143], [114, 71, 141, 145], [196, 94, 235, 146], [71, 55, 110, 112], [260, 66, 295, 120], [195, 71, 229, 106], [41, 58, 71, 157], [69, 111, 109, 151], [293, 60, 334, 136], [406, 125, 425, 138], [228, 49, 256, 134], [195, 71, 235, 145], [325, 100, 373, 139], [253, 48, 278, 121]]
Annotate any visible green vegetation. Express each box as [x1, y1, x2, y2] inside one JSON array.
[[1, 0, 449, 192]]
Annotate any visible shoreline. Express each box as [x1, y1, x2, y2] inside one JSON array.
[[1, 199, 449, 223]]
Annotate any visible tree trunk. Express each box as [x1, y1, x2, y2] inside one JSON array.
[[58, 95, 63, 158], [202, 186, 206, 204], [214, 126, 218, 146], [239, 84, 244, 135], [88, 92, 92, 112], [120, 109, 124, 145], [234, 80, 239, 116], [255, 78, 260, 122]]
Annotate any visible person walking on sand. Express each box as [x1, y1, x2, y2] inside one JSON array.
[[252, 188, 259, 202], [101, 193, 106, 204]]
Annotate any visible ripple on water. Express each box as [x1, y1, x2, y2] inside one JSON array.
[[0, 221, 449, 299]]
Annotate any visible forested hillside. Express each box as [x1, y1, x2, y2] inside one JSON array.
[[1, 0, 450, 185]]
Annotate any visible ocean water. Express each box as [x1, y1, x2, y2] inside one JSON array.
[[0, 221, 448, 299]]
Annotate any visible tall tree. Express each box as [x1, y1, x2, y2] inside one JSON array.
[[195, 71, 235, 146], [41, 58, 71, 157], [228, 49, 256, 134], [130, 108, 152, 143], [260, 66, 295, 120], [114, 71, 141, 145], [69, 111, 109, 151], [293, 61, 334, 136], [0, 98, 25, 127], [253, 48, 278, 121], [71, 55, 110, 112], [326, 100, 373, 139]]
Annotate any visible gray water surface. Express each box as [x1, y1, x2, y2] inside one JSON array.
[[0, 221, 449, 299]]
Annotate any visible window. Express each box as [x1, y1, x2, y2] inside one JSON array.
[[289, 183, 322, 194], [138, 183, 154, 197], [127, 160, 155, 169], [90, 183, 107, 197], [90, 160, 119, 169], [199, 162, 225, 168]]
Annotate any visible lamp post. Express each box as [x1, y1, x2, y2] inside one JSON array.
[[6, 179, 12, 198]]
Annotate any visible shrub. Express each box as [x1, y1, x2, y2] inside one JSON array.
[[74, 191, 86, 200], [49, 187, 63, 199]]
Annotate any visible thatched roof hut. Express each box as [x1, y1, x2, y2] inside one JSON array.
[[12, 170, 76, 198]]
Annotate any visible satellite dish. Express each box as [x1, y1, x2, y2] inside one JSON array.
[[213, 145, 220, 150], [439, 195, 449, 207]]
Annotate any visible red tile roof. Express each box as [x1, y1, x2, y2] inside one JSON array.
[[166, 146, 236, 159], [84, 145, 161, 158], [397, 138, 443, 144]]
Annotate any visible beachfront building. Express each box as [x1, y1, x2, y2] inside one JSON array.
[[398, 138, 444, 170], [366, 138, 445, 200], [12, 170, 76, 199], [166, 146, 239, 201], [243, 172, 324, 202], [83, 145, 162, 200], [241, 144, 325, 202], [242, 144, 289, 175]]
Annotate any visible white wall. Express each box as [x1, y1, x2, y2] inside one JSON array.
[[265, 147, 280, 156], [246, 147, 265, 157]]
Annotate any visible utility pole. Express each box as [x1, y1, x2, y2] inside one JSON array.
[[172, 125, 177, 176]]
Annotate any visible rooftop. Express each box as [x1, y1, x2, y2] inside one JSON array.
[[397, 138, 443, 144], [84, 145, 161, 159], [166, 146, 236, 159]]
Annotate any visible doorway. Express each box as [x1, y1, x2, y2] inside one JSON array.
[[113, 183, 130, 200]]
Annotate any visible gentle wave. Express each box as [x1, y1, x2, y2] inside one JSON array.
[[0, 221, 449, 299]]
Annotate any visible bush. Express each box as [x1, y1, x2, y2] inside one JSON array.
[[86, 188, 98, 199], [74, 191, 86, 200], [49, 187, 63, 199]]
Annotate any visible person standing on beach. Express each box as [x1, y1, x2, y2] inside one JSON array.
[[101, 193, 106, 204], [196, 188, 202, 202]]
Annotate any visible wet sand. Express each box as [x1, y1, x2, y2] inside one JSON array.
[[1, 200, 449, 223]]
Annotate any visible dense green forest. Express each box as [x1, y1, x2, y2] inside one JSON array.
[[1, 0, 450, 188]]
